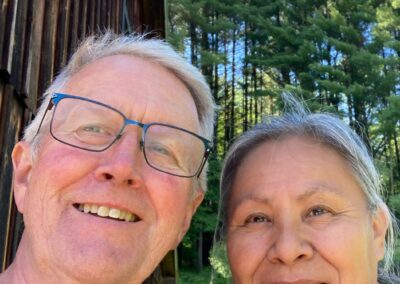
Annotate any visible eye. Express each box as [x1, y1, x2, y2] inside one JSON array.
[[81, 125, 106, 134], [148, 143, 172, 156], [245, 213, 272, 225], [307, 206, 332, 217], [145, 142, 183, 171]]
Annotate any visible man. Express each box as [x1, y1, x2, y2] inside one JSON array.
[[0, 32, 215, 284]]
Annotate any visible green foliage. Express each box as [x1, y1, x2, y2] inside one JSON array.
[[200, 50, 226, 66], [378, 96, 400, 136], [388, 194, 400, 220], [394, 238, 400, 267], [209, 242, 231, 280], [193, 156, 222, 232], [179, 155, 222, 268], [178, 268, 210, 284], [179, 266, 228, 284]]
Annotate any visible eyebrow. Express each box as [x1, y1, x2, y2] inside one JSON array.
[[231, 183, 346, 210], [296, 183, 347, 201], [230, 193, 271, 212]]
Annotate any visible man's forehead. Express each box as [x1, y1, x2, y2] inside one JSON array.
[[59, 54, 200, 131], [62, 54, 189, 99], [66, 55, 167, 83]]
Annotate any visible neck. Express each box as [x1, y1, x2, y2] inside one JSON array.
[[0, 234, 48, 284], [0, 234, 83, 284], [0, 262, 20, 284]]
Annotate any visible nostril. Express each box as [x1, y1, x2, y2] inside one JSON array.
[[104, 173, 113, 180], [127, 179, 133, 185]]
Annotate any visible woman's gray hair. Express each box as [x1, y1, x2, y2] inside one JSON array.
[[218, 94, 397, 275], [22, 31, 215, 192]]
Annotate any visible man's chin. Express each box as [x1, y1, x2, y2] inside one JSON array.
[[53, 246, 148, 284]]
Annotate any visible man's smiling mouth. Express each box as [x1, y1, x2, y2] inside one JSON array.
[[73, 203, 139, 222]]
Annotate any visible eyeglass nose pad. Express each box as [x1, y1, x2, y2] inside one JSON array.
[[139, 140, 144, 150]]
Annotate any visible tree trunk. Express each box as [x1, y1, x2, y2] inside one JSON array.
[[243, 20, 249, 132], [212, 11, 220, 153], [189, 21, 197, 66], [223, 34, 229, 154], [230, 27, 237, 142], [197, 231, 203, 271]]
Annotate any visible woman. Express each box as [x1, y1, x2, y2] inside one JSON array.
[[218, 95, 399, 283]]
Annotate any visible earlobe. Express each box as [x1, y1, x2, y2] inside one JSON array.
[[12, 141, 33, 214], [372, 205, 389, 261]]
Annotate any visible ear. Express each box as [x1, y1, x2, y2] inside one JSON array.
[[12, 141, 33, 214], [175, 189, 205, 246], [371, 205, 389, 262]]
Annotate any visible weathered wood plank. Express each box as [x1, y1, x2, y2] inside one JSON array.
[[143, 0, 165, 37], [0, 83, 22, 271], [95, 0, 101, 31], [106, 0, 111, 29], [88, 0, 96, 34], [10, 0, 30, 93], [3, 86, 25, 269], [0, 0, 13, 70], [79, 0, 88, 38], [56, 0, 71, 70], [100, 0, 106, 29], [109, 0, 115, 31], [69, 0, 79, 56], [113, 0, 120, 33], [38, 0, 59, 98], [25, 0, 45, 113], [19, 0, 35, 97], [133, 0, 142, 33]]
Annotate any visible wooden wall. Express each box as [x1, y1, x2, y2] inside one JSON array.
[[0, 0, 170, 281], [0, 0, 165, 112]]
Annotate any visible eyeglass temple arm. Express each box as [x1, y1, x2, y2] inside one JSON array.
[[196, 147, 212, 178], [34, 99, 55, 137]]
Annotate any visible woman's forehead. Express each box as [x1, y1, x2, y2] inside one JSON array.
[[229, 136, 366, 208]]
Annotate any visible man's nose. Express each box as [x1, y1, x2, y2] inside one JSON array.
[[94, 133, 144, 187], [266, 222, 314, 265]]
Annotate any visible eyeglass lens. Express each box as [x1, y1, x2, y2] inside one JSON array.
[[50, 97, 207, 177]]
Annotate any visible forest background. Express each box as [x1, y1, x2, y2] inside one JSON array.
[[166, 0, 400, 282]]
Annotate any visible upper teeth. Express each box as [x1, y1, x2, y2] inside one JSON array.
[[78, 203, 137, 222]]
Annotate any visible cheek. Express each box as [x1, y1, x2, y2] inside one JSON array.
[[227, 231, 269, 279], [144, 173, 192, 220], [24, 146, 98, 221], [33, 145, 98, 190], [313, 221, 374, 275]]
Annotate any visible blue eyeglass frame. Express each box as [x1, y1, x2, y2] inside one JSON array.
[[36, 93, 213, 178]]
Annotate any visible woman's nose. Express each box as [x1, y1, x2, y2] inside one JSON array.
[[266, 222, 314, 265]]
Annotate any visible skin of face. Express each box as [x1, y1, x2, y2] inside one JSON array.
[[9, 55, 204, 284], [227, 136, 388, 284]]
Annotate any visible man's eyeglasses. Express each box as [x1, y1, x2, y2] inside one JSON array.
[[36, 93, 212, 178]]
